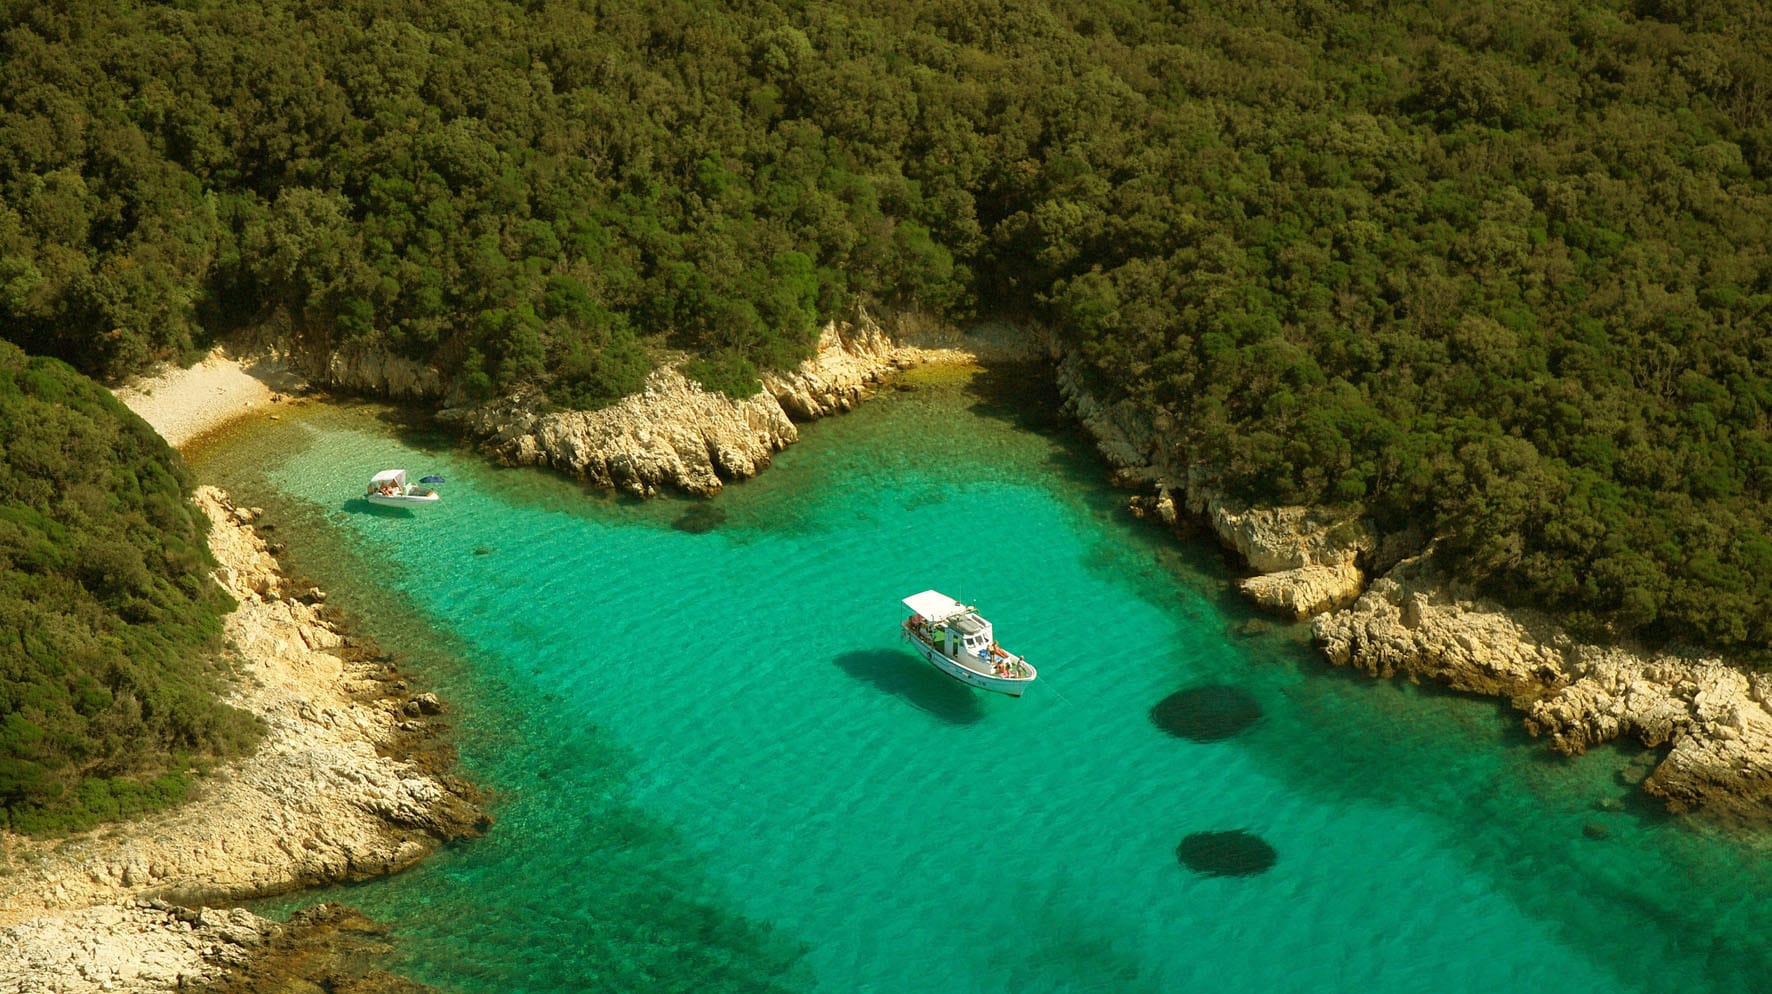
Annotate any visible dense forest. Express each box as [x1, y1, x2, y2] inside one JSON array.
[[3, 0, 1772, 670], [0, 341, 256, 831]]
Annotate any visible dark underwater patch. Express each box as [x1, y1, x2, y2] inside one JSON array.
[[672, 503, 728, 533], [1176, 831, 1277, 877], [1149, 685, 1262, 741]]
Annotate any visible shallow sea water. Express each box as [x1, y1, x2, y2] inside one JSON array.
[[194, 366, 1772, 993]]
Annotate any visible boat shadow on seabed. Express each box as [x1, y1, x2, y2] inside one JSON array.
[[832, 649, 986, 726]]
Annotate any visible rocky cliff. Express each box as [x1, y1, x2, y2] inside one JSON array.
[[0, 486, 485, 988], [236, 321, 447, 401]]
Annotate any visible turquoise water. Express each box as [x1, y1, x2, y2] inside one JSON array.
[[196, 369, 1772, 993]]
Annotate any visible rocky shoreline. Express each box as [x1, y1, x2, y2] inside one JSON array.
[[0, 487, 485, 990], [1314, 556, 1772, 824], [1058, 353, 1772, 824], [441, 309, 1026, 496]]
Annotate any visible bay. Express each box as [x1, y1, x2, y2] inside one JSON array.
[[193, 366, 1772, 993]]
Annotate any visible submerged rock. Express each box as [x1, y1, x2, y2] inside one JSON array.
[[1150, 685, 1263, 742], [672, 503, 728, 533], [1176, 831, 1278, 877]]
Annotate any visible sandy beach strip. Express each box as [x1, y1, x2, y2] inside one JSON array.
[[114, 348, 307, 451]]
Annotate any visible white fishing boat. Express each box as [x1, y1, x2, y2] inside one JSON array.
[[365, 469, 440, 507], [900, 590, 1036, 697]]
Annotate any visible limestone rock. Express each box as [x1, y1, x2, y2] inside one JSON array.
[[1200, 499, 1374, 574], [1059, 358, 1375, 619], [762, 318, 899, 419], [322, 342, 443, 398], [1057, 359, 1162, 484], [445, 309, 1005, 497], [1314, 555, 1772, 822], [449, 367, 796, 496], [1238, 563, 1366, 620], [0, 902, 286, 993]]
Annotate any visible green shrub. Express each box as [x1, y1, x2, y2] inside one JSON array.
[[0, 342, 257, 833]]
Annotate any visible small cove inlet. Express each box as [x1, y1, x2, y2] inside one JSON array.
[[198, 381, 1772, 994]]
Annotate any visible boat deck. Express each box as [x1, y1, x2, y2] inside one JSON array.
[[913, 632, 1027, 679]]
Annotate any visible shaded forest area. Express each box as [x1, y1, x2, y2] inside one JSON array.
[[4, 0, 1772, 668], [0, 341, 257, 831]]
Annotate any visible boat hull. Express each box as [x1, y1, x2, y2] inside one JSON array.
[[366, 492, 439, 507], [906, 634, 1033, 697]]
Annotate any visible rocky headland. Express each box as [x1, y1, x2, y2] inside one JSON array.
[[1058, 353, 1772, 823], [0, 486, 485, 990], [441, 310, 1038, 496]]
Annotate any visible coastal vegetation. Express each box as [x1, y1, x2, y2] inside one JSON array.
[[1, 0, 1771, 680], [0, 342, 256, 832]]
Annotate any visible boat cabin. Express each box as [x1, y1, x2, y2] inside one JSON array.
[[948, 611, 993, 658], [902, 589, 995, 659]]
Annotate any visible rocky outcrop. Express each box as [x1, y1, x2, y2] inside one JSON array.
[[0, 901, 284, 992], [1237, 563, 1367, 620], [447, 367, 798, 496], [1315, 556, 1772, 821], [1313, 556, 1572, 697], [1058, 359, 1172, 486], [0, 900, 431, 994], [0, 487, 486, 928], [763, 317, 901, 420], [318, 340, 445, 399], [1060, 357, 1374, 618], [444, 311, 993, 496], [1193, 496, 1374, 619]]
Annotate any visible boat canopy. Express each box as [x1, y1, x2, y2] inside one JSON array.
[[370, 469, 408, 486], [903, 589, 970, 623]]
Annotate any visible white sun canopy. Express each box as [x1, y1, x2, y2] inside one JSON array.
[[370, 469, 408, 485], [902, 589, 969, 622]]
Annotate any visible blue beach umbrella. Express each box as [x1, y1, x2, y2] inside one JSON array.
[[420, 475, 445, 483]]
